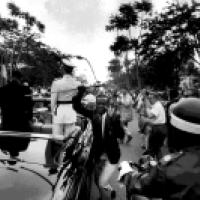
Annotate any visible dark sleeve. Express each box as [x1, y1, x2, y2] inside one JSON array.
[[0, 88, 2, 106], [72, 92, 93, 119], [0, 86, 6, 106], [24, 86, 33, 121], [112, 114, 125, 139], [124, 165, 167, 199]]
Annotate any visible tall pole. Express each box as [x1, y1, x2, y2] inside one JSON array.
[[75, 55, 98, 83], [84, 57, 98, 83]]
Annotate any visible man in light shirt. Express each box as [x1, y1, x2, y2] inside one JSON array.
[[147, 93, 166, 125], [140, 92, 167, 158], [51, 58, 81, 140]]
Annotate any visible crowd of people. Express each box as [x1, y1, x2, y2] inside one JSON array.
[[119, 97, 200, 200], [0, 57, 200, 200]]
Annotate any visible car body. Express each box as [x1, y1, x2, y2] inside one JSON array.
[[0, 93, 94, 200], [0, 118, 93, 200], [0, 132, 59, 200]]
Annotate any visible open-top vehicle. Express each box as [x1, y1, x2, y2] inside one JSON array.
[[0, 111, 93, 200]]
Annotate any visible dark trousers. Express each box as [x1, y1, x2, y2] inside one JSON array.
[[148, 124, 167, 158]]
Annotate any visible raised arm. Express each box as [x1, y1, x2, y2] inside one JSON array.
[[72, 86, 93, 119]]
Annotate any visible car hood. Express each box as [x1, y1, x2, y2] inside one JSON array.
[[0, 133, 60, 200], [0, 164, 54, 200]]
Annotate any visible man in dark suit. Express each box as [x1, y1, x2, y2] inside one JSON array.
[[0, 70, 33, 131], [72, 86, 125, 199]]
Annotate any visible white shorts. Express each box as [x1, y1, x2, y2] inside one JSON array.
[[53, 104, 77, 124]]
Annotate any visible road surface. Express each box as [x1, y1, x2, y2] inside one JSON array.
[[110, 109, 144, 200]]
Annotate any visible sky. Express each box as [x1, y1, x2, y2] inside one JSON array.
[[0, 0, 177, 84]]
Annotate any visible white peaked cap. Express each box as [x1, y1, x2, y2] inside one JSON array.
[[118, 161, 133, 181], [82, 94, 96, 104], [62, 58, 76, 68]]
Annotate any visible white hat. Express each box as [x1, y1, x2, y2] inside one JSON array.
[[170, 98, 200, 134], [118, 161, 133, 181], [81, 93, 96, 111], [98, 87, 106, 95], [82, 94, 96, 105], [62, 58, 76, 69]]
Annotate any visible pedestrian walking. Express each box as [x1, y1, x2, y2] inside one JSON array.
[[117, 89, 134, 144], [140, 92, 167, 159], [136, 89, 151, 133], [51, 58, 81, 140]]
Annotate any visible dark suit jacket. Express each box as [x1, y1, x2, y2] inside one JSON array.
[[0, 81, 33, 131], [72, 91, 125, 164]]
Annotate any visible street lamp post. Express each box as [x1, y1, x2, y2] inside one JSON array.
[[74, 55, 98, 83]]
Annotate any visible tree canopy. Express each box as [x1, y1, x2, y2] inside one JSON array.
[[0, 2, 70, 87], [106, 0, 152, 89], [106, 0, 200, 90]]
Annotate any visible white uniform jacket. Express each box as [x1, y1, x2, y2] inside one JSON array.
[[51, 74, 81, 124]]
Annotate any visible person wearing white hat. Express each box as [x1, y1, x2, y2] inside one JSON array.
[[51, 58, 81, 140], [118, 98, 200, 200], [81, 91, 96, 111], [72, 86, 125, 199]]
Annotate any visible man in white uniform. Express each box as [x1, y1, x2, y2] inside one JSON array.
[[51, 58, 81, 140]]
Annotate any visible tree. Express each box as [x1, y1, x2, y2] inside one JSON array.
[[139, 1, 200, 89], [106, 0, 152, 88], [0, 2, 69, 87], [107, 57, 122, 73], [20, 45, 69, 86], [107, 0, 200, 90], [7, 3, 45, 68]]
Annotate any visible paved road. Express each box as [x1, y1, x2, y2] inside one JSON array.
[[110, 109, 144, 200]]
